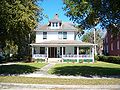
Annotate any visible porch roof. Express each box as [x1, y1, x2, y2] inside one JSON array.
[[30, 40, 97, 46]]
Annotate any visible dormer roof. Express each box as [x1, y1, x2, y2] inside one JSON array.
[[35, 22, 77, 32], [49, 14, 62, 23]]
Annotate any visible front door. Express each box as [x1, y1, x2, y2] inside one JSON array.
[[48, 47, 57, 58]]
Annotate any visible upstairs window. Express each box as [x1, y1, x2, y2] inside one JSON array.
[[58, 32, 62, 39], [43, 32, 47, 40], [63, 32, 67, 39], [58, 32, 67, 39]]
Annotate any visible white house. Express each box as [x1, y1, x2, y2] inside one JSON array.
[[31, 14, 96, 63]]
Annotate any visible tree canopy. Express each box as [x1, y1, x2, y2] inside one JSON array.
[[63, 0, 120, 33], [82, 30, 103, 55], [0, 0, 43, 57]]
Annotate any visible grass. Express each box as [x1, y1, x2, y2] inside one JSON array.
[[18, 62, 46, 68], [0, 76, 120, 85], [0, 62, 46, 75], [49, 61, 120, 77]]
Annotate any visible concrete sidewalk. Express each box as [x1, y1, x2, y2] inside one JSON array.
[[20, 63, 56, 77], [0, 83, 120, 90]]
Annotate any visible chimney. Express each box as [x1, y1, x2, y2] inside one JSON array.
[[54, 14, 59, 19]]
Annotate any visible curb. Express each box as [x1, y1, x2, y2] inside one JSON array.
[[0, 83, 120, 89]]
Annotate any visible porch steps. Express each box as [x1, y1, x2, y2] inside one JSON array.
[[47, 58, 62, 63]]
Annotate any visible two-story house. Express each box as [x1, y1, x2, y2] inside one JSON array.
[[30, 14, 96, 63]]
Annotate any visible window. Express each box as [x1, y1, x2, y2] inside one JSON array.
[[43, 32, 47, 39], [111, 43, 113, 50], [117, 41, 119, 49], [106, 45, 108, 53], [40, 47, 45, 54], [52, 23, 55, 27], [106, 37, 108, 43], [58, 32, 67, 39], [74, 47, 77, 54], [111, 34, 113, 38], [63, 32, 67, 39], [56, 22, 58, 27], [58, 32, 62, 39]]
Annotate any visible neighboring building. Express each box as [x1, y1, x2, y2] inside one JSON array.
[[103, 25, 120, 56], [31, 14, 96, 63]]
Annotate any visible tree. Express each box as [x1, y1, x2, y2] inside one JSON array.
[[63, 0, 120, 34], [82, 30, 103, 55], [0, 0, 43, 59]]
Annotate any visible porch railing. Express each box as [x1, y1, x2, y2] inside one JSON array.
[[33, 54, 93, 59], [63, 54, 92, 58], [33, 54, 47, 58]]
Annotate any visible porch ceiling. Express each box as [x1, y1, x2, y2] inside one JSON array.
[[30, 40, 97, 46]]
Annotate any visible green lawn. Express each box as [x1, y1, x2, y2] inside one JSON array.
[[0, 62, 46, 75], [49, 61, 120, 77], [0, 76, 120, 85]]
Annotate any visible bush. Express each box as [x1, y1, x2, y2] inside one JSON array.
[[98, 55, 120, 64], [94, 55, 99, 62]]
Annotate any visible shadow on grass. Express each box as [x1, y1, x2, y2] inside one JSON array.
[[52, 66, 120, 78], [0, 64, 38, 76]]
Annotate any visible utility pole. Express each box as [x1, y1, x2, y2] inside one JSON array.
[[94, 28, 97, 55]]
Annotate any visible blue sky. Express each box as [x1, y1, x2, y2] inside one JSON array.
[[39, 0, 70, 24]]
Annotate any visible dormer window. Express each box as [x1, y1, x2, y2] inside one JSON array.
[[52, 22, 58, 27], [49, 14, 62, 29], [56, 22, 58, 27], [52, 23, 55, 27]]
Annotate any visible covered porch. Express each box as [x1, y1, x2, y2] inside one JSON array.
[[31, 40, 96, 63]]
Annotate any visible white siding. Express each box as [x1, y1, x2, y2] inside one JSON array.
[[67, 32, 75, 40], [35, 31, 75, 43], [36, 32, 43, 43]]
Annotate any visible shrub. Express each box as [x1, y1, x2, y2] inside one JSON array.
[[94, 55, 99, 62], [98, 55, 120, 64]]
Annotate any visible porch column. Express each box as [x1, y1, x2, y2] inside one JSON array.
[[62, 47, 63, 58], [92, 46, 94, 63], [77, 46, 79, 63], [32, 46, 34, 58], [46, 47, 48, 58]]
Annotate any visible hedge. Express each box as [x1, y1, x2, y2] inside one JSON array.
[[98, 55, 120, 64]]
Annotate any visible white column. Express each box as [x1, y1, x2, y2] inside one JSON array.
[[46, 47, 48, 58], [77, 46, 79, 63], [92, 46, 94, 63], [32, 46, 34, 58], [62, 47, 63, 58]]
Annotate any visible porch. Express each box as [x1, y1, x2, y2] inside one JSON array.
[[31, 46, 95, 63], [31, 40, 96, 63]]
